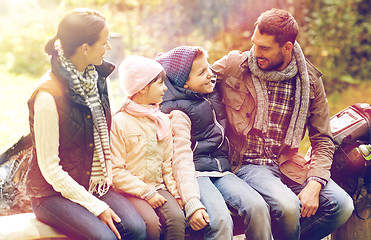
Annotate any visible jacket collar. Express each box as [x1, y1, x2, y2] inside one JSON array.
[[49, 54, 114, 105], [96, 60, 115, 78], [163, 78, 205, 103]]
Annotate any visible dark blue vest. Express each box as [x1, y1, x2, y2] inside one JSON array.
[[161, 79, 231, 173], [26, 58, 114, 198]]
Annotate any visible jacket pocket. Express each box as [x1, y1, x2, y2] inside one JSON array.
[[124, 133, 142, 153], [223, 76, 248, 111], [222, 76, 254, 134], [279, 154, 308, 184]]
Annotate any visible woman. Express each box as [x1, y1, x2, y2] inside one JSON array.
[[26, 8, 146, 240]]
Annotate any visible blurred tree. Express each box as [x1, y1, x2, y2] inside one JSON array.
[[2, 0, 369, 94], [61, 0, 294, 62], [0, 0, 60, 76], [300, 0, 371, 94]]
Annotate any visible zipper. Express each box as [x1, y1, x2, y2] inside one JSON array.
[[204, 97, 225, 148], [192, 141, 199, 152], [215, 157, 222, 171], [225, 136, 231, 156]]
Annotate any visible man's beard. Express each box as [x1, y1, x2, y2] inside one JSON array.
[[257, 52, 285, 71]]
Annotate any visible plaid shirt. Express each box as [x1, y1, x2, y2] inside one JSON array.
[[242, 77, 328, 187], [243, 77, 296, 165]]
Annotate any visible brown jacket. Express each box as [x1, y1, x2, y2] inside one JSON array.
[[211, 50, 334, 184]]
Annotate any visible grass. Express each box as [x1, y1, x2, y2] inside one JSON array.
[[0, 71, 371, 155]]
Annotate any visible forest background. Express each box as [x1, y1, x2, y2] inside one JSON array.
[[0, 0, 370, 154]]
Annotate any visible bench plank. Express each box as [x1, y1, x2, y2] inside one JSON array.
[[0, 213, 68, 240]]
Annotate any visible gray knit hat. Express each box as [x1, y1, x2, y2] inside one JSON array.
[[155, 46, 198, 88]]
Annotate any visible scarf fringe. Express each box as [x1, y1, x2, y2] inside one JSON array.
[[88, 178, 111, 197]]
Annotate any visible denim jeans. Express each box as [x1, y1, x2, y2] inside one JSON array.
[[236, 163, 354, 240], [197, 174, 272, 240], [31, 188, 146, 240]]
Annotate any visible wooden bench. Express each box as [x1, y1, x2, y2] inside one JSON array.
[[0, 212, 244, 240], [1, 212, 341, 240], [0, 213, 69, 240], [331, 196, 371, 240]]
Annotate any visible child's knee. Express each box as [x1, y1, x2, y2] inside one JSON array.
[[165, 207, 186, 229], [143, 215, 161, 239], [210, 211, 233, 231]]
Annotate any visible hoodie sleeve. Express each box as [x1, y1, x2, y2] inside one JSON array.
[[170, 110, 206, 219], [161, 116, 180, 199]]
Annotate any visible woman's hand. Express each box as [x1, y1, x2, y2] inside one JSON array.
[[98, 207, 122, 239], [147, 193, 167, 209], [176, 197, 184, 210]]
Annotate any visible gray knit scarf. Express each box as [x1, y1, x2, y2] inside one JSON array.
[[248, 41, 310, 148], [59, 55, 112, 196]]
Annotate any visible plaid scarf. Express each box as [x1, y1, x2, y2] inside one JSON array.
[[59, 55, 112, 196], [248, 41, 310, 148]]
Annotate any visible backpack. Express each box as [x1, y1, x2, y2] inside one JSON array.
[[329, 103, 371, 219]]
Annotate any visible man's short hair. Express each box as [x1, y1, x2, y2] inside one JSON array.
[[255, 8, 299, 46]]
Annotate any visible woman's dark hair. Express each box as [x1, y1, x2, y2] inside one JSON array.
[[255, 8, 299, 46], [45, 8, 107, 57]]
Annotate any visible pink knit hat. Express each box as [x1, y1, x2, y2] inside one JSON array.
[[119, 56, 164, 97]]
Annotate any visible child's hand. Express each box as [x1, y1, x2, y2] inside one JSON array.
[[189, 209, 210, 231], [147, 193, 167, 209], [176, 197, 183, 210]]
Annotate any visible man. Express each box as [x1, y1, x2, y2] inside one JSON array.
[[211, 8, 354, 240]]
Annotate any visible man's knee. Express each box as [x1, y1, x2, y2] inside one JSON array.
[[331, 191, 354, 225], [322, 179, 355, 225], [341, 194, 354, 218], [274, 197, 301, 224]]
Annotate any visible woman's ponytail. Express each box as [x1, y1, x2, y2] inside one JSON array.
[[44, 35, 58, 55]]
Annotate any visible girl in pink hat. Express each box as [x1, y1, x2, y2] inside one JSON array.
[[110, 56, 185, 240]]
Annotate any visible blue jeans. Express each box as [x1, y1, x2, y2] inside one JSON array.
[[197, 174, 272, 240], [236, 163, 354, 240], [31, 188, 146, 240]]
